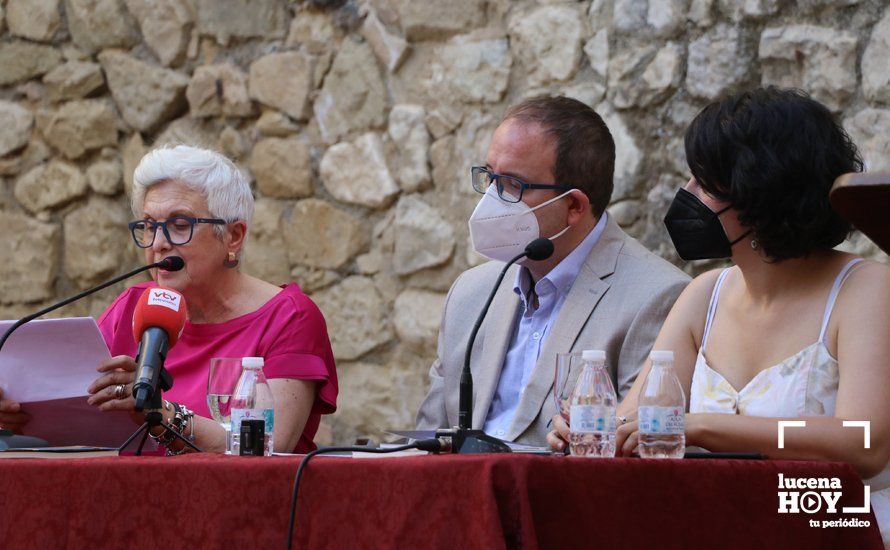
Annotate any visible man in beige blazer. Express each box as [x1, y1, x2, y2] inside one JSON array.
[[416, 96, 690, 446]]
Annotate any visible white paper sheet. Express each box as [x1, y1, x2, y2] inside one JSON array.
[[0, 317, 140, 446]]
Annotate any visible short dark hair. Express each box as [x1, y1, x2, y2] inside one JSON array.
[[684, 87, 863, 261], [504, 96, 615, 217]]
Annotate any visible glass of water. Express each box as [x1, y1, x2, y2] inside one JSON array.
[[553, 351, 582, 455], [207, 357, 242, 455]]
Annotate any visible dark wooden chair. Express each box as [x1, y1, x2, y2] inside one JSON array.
[[830, 173, 890, 254]]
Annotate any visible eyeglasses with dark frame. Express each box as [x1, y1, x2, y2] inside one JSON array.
[[471, 166, 573, 203], [129, 216, 228, 248]]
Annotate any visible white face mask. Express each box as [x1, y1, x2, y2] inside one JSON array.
[[468, 186, 574, 263]]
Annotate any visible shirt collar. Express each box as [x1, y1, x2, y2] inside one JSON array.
[[513, 212, 609, 308]]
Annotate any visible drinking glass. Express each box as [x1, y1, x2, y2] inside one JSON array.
[[207, 358, 242, 454], [552, 351, 582, 455]]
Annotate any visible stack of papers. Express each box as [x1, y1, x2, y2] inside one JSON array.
[[0, 317, 139, 447]]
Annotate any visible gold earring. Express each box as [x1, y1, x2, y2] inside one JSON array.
[[224, 251, 239, 268]]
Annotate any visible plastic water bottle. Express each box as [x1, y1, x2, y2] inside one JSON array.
[[230, 357, 275, 456], [638, 350, 686, 459], [569, 350, 617, 457]]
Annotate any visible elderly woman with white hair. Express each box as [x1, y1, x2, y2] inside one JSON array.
[[2, 145, 338, 454]]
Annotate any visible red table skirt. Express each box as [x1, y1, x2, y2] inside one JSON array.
[[0, 453, 881, 549]]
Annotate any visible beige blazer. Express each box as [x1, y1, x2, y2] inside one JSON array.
[[415, 217, 691, 446]]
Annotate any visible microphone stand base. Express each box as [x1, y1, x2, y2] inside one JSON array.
[[438, 429, 512, 454]]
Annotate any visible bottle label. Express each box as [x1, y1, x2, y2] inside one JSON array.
[[231, 408, 274, 433], [570, 404, 616, 434], [638, 406, 684, 435]]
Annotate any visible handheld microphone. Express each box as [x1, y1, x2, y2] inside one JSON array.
[[0, 257, 185, 354], [131, 287, 188, 411], [453, 237, 555, 453]]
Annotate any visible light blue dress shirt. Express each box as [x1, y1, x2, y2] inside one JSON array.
[[483, 213, 608, 439]]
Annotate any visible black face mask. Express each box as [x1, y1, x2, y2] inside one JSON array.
[[663, 188, 750, 260]]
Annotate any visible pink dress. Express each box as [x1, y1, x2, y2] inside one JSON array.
[[98, 281, 338, 453]]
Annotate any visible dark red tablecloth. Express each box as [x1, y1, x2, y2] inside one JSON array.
[[0, 453, 881, 549]]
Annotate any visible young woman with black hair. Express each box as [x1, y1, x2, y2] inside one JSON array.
[[549, 87, 890, 544]]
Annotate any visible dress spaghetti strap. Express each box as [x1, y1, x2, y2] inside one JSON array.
[[818, 258, 865, 343], [701, 268, 732, 350]]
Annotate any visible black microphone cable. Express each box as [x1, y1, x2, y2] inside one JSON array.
[[285, 438, 444, 550]]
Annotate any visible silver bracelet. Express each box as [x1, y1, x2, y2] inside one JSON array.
[[151, 401, 195, 454], [149, 400, 177, 447]]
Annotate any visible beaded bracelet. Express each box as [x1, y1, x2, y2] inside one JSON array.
[[148, 401, 195, 454]]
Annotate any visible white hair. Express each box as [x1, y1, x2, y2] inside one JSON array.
[[132, 145, 254, 243]]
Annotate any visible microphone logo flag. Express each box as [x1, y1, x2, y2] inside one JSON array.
[[147, 288, 182, 311]]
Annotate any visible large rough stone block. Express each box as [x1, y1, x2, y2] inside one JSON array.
[[845, 109, 890, 173], [282, 198, 366, 270], [393, 289, 445, 352], [719, 0, 779, 21], [863, 11, 890, 105], [320, 133, 399, 209], [0, 101, 33, 157], [63, 196, 131, 287], [599, 105, 642, 200], [14, 160, 88, 213], [608, 46, 656, 109], [327, 358, 430, 444], [387, 104, 430, 193], [584, 29, 609, 80], [255, 111, 299, 137], [122, 132, 145, 192], [42, 61, 105, 102], [639, 43, 683, 106], [285, 8, 334, 53], [590, 0, 647, 33], [393, 195, 454, 275], [647, 0, 686, 36], [432, 37, 511, 104], [430, 113, 497, 202], [39, 100, 119, 159], [313, 276, 393, 361], [86, 158, 123, 195], [155, 116, 220, 149], [99, 50, 189, 132], [187, 63, 252, 118], [508, 5, 585, 87], [393, 0, 486, 41], [242, 198, 290, 285], [65, 0, 140, 54], [126, 0, 194, 67], [686, 24, 751, 100], [361, 8, 409, 73], [0, 213, 59, 304], [249, 52, 313, 121], [195, 0, 286, 43], [0, 40, 62, 86], [7, 0, 60, 42], [759, 25, 858, 111], [0, 141, 50, 178], [249, 138, 313, 199], [689, 0, 715, 26], [313, 40, 387, 143]]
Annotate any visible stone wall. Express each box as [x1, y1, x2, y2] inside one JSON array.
[[0, 0, 887, 446]]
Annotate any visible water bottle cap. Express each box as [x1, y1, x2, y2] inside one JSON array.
[[241, 356, 264, 369], [649, 350, 674, 363], [581, 349, 606, 363]]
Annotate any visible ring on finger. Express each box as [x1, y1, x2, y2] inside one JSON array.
[[113, 383, 126, 400]]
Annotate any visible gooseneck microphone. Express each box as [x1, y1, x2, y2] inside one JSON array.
[[452, 237, 555, 453], [0, 257, 185, 353], [131, 287, 188, 411]]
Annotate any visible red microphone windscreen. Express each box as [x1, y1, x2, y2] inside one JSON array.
[[132, 287, 188, 347]]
